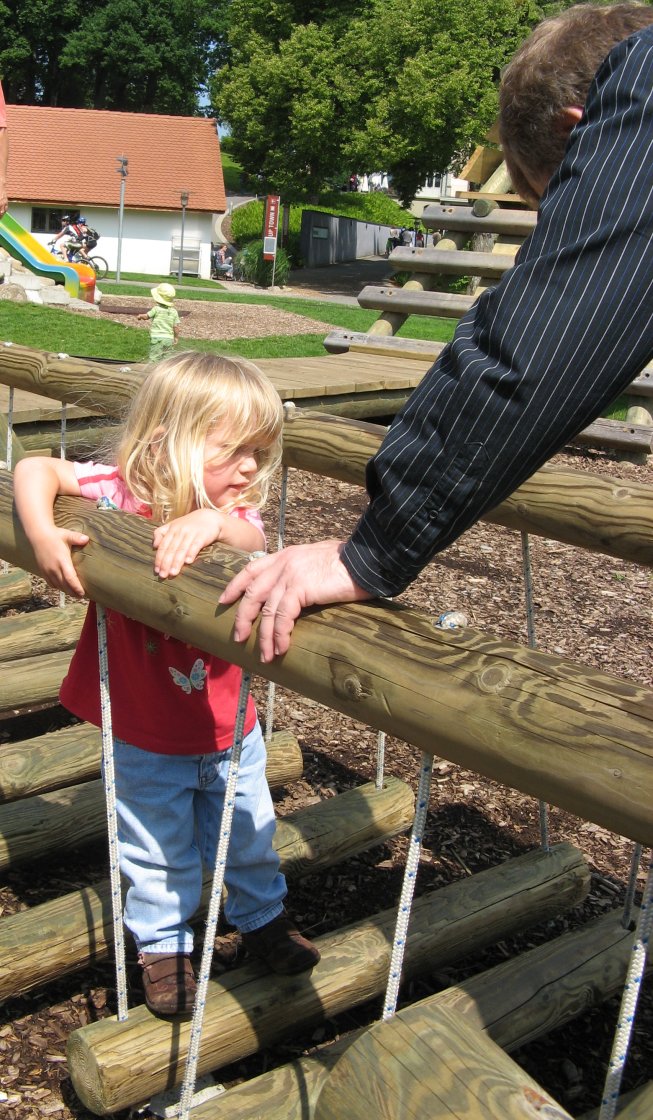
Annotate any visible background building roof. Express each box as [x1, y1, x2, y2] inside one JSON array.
[[5, 106, 226, 213]]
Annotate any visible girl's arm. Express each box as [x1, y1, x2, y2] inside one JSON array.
[[152, 508, 264, 579], [13, 457, 89, 597]]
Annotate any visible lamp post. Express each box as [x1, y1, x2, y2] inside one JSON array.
[[178, 190, 189, 284], [116, 155, 128, 282]]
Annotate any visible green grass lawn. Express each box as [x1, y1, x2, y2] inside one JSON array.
[[0, 294, 456, 362]]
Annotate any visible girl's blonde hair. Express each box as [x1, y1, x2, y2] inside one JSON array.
[[115, 351, 283, 522]]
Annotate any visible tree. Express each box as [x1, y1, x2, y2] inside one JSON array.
[[0, 0, 227, 114], [212, 0, 541, 203]]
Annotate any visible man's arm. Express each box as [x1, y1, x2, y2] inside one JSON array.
[[222, 30, 653, 656]]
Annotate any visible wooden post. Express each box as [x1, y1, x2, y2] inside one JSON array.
[[66, 843, 588, 1115], [0, 648, 72, 715], [0, 776, 415, 1000], [0, 568, 32, 610], [1, 472, 652, 846]]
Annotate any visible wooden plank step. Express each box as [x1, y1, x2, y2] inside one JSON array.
[[572, 418, 653, 455], [323, 331, 443, 361]]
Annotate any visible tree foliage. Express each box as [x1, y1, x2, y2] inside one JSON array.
[[0, 0, 226, 113], [213, 0, 541, 203]]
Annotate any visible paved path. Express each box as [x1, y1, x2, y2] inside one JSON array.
[[106, 257, 393, 308]]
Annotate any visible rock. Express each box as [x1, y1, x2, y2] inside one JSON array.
[[0, 283, 28, 302]]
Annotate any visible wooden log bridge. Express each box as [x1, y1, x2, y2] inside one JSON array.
[[193, 909, 647, 1120], [1, 470, 652, 847], [0, 775, 414, 1001], [66, 843, 587, 1114]]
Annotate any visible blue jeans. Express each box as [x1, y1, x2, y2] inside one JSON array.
[[113, 721, 287, 954]]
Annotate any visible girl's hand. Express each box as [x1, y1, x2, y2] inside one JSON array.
[[152, 509, 224, 578], [32, 528, 90, 598]]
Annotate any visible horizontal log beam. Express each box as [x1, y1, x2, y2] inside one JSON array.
[[322, 330, 444, 361], [0, 602, 85, 662], [0, 725, 302, 804], [281, 412, 653, 565], [191, 909, 644, 1120], [0, 648, 72, 716], [66, 843, 587, 1115], [1, 471, 652, 845], [0, 567, 32, 609], [571, 417, 653, 454], [0, 345, 143, 417], [421, 203, 538, 237], [0, 776, 414, 1001], [388, 246, 515, 277], [358, 284, 475, 319]]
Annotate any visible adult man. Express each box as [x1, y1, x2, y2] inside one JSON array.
[[0, 80, 8, 216], [221, 3, 653, 662]]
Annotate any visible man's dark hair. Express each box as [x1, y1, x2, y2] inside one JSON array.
[[499, 3, 653, 204]]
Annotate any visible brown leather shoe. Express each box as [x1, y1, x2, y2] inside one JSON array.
[[242, 912, 320, 975], [138, 952, 197, 1016]]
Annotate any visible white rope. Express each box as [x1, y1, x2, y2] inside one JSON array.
[[521, 531, 550, 851], [177, 671, 252, 1119], [264, 464, 288, 745], [59, 403, 67, 608], [382, 753, 433, 1020], [1, 387, 13, 575], [599, 855, 653, 1120], [96, 603, 129, 1021], [375, 731, 386, 790], [622, 843, 643, 930]]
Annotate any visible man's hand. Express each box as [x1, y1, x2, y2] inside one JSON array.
[[219, 539, 372, 662]]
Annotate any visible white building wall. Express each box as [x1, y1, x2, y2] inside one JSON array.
[[10, 204, 216, 279]]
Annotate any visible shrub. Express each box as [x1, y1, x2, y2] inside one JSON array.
[[234, 239, 292, 288]]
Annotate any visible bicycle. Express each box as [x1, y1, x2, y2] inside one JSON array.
[[48, 241, 109, 281]]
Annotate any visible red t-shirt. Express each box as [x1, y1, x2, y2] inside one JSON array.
[[59, 463, 260, 754]]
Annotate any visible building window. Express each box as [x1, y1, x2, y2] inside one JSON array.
[[31, 208, 77, 234]]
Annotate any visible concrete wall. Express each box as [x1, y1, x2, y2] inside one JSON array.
[[10, 204, 216, 279], [300, 210, 391, 267]]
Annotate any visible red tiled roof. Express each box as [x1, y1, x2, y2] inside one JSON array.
[[5, 106, 226, 213]]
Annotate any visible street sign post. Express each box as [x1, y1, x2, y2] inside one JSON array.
[[262, 194, 281, 286]]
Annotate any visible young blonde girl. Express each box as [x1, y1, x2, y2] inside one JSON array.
[[13, 351, 320, 1016]]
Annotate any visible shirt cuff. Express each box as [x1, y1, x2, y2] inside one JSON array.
[[341, 510, 420, 598]]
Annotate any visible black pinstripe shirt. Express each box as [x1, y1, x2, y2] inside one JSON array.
[[341, 26, 653, 597]]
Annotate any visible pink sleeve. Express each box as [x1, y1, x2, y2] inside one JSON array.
[[72, 462, 144, 513], [231, 506, 265, 546], [0, 83, 6, 129]]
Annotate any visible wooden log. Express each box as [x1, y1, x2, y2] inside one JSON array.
[[1, 472, 652, 846], [358, 284, 475, 319], [322, 330, 444, 361], [182, 908, 645, 1120], [0, 567, 32, 609], [0, 733, 307, 866], [0, 344, 143, 417], [16, 421, 118, 459], [0, 649, 72, 717], [0, 776, 415, 999], [571, 418, 653, 455], [387, 246, 515, 278], [421, 203, 538, 237], [313, 1004, 573, 1120], [280, 412, 653, 566], [0, 725, 302, 804], [65, 843, 588, 1114], [0, 603, 85, 662]]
